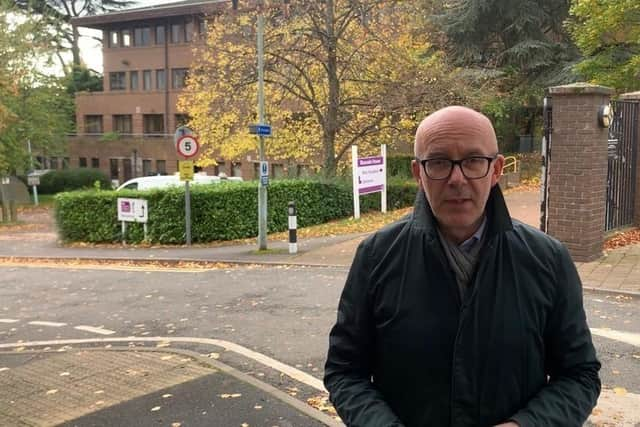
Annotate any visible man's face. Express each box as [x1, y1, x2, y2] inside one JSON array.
[[411, 110, 504, 242]]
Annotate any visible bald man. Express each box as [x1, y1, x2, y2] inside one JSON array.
[[324, 106, 600, 426]]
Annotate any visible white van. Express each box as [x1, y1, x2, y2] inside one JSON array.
[[116, 174, 221, 191]]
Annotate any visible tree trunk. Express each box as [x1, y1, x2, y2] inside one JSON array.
[[323, 0, 339, 178], [72, 24, 81, 67]]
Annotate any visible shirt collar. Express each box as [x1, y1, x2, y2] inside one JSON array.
[[459, 216, 487, 253]]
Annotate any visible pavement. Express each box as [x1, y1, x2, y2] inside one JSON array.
[[1, 188, 639, 426]]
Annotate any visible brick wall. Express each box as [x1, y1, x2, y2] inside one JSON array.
[[546, 83, 613, 262]]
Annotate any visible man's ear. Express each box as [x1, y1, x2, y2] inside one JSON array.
[[411, 159, 422, 184], [491, 155, 505, 186]]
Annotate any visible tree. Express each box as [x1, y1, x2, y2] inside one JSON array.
[[0, 5, 72, 176], [181, 0, 472, 177], [11, 0, 135, 67], [567, 0, 640, 92]]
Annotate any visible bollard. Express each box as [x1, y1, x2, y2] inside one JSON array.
[[288, 201, 297, 254]]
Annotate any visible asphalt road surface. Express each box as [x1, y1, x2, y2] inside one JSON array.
[[1, 264, 639, 426]]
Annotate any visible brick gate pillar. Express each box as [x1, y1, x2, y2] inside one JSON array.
[[547, 83, 613, 262], [618, 91, 640, 227]]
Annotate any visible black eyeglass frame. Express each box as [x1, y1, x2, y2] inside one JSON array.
[[417, 155, 499, 180]]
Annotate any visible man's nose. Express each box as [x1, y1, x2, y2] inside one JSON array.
[[447, 163, 467, 184]]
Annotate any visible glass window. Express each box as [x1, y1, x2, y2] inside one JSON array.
[[143, 70, 152, 90], [175, 114, 190, 128], [91, 158, 100, 168], [84, 115, 103, 133], [232, 162, 242, 177], [142, 159, 152, 176], [144, 114, 164, 134], [63, 157, 70, 169], [156, 69, 166, 90], [215, 161, 224, 176], [198, 19, 207, 38], [134, 27, 151, 46], [156, 25, 165, 44], [79, 157, 87, 168], [109, 72, 126, 90], [172, 68, 189, 89], [113, 115, 132, 134], [130, 71, 138, 90], [122, 29, 131, 47], [156, 160, 166, 174], [50, 157, 59, 170], [122, 158, 132, 181], [272, 163, 285, 178], [110, 159, 119, 180], [171, 23, 182, 43], [185, 21, 194, 42], [110, 31, 119, 47]]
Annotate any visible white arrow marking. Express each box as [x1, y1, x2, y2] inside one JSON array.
[[28, 321, 67, 328], [74, 326, 116, 336], [591, 328, 640, 347]]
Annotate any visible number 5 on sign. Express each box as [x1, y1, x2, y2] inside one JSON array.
[[177, 135, 199, 158]]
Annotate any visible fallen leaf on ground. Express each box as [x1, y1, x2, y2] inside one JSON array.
[[46, 389, 58, 395], [150, 406, 161, 412], [613, 387, 627, 396]]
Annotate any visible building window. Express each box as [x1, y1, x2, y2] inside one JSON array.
[[144, 114, 164, 134], [91, 158, 100, 169], [110, 159, 119, 180], [232, 162, 242, 177], [79, 157, 87, 168], [134, 27, 151, 46], [122, 158, 132, 181], [156, 25, 165, 44], [84, 115, 103, 134], [175, 114, 190, 128], [130, 71, 138, 90], [215, 161, 224, 176], [143, 70, 152, 90], [171, 23, 182, 43], [109, 72, 126, 90], [110, 31, 119, 47], [63, 157, 70, 169], [297, 165, 311, 177], [113, 115, 132, 134], [143, 159, 152, 176], [156, 160, 166, 174], [185, 21, 194, 42], [272, 163, 285, 178], [50, 157, 59, 170], [156, 69, 166, 90], [198, 19, 207, 38], [122, 29, 131, 47], [172, 68, 189, 89]]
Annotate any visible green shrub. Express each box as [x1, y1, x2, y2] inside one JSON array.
[[55, 179, 418, 244], [39, 169, 111, 194], [387, 155, 414, 178]]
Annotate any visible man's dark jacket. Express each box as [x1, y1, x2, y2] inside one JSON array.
[[324, 186, 600, 427]]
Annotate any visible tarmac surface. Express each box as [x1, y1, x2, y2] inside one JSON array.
[[1, 188, 639, 426]]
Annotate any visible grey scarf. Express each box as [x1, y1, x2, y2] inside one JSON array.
[[437, 225, 486, 300]]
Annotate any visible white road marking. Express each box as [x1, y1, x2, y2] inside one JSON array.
[[0, 337, 326, 392], [0, 319, 19, 324], [28, 321, 67, 328], [74, 326, 116, 336], [591, 328, 640, 347]]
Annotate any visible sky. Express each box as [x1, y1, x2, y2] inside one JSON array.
[[79, 0, 166, 72]]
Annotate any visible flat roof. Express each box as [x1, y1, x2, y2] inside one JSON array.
[[71, 0, 227, 29]]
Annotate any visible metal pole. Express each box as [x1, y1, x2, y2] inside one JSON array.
[[257, 0, 268, 250], [27, 139, 38, 206], [185, 180, 192, 245]]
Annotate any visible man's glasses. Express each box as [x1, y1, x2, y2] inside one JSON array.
[[417, 155, 498, 180]]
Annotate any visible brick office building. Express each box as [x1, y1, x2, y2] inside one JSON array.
[[69, 0, 284, 185]]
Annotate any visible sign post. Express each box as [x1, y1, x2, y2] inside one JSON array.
[[175, 129, 199, 246], [351, 145, 387, 219], [117, 197, 149, 243]]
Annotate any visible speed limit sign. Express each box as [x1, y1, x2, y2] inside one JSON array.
[[176, 135, 199, 158]]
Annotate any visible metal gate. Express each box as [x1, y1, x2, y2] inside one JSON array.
[[540, 96, 552, 232], [605, 100, 639, 231]]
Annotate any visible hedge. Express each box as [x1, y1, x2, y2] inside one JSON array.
[[38, 169, 111, 194], [55, 179, 418, 244]]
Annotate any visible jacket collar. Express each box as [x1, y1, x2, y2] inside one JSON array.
[[411, 184, 514, 240]]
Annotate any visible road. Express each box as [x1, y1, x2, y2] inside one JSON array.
[[1, 264, 639, 426]]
